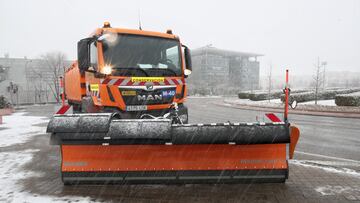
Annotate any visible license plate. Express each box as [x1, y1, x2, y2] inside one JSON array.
[[126, 105, 148, 111], [162, 90, 176, 97]]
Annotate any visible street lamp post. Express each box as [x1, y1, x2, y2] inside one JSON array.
[[321, 61, 327, 90], [24, 59, 32, 104]]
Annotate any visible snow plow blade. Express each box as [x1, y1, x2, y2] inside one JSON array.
[[47, 113, 300, 184]]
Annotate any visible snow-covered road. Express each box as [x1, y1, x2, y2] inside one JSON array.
[[1, 102, 360, 202], [0, 111, 92, 202], [0, 112, 48, 147]]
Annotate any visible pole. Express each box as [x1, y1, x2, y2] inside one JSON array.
[[268, 64, 272, 102], [284, 69, 289, 123], [24, 59, 30, 103], [315, 57, 320, 105], [60, 76, 65, 106], [323, 62, 326, 90]]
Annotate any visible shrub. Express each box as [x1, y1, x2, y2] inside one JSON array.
[[280, 88, 360, 103], [335, 92, 360, 106], [238, 89, 308, 101], [0, 95, 12, 109]]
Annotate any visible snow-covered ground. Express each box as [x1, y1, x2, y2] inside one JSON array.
[[315, 185, 360, 196], [188, 95, 223, 99], [301, 100, 336, 106], [230, 98, 336, 106], [224, 99, 285, 109], [341, 91, 360, 96], [0, 112, 93, 202], [0, 112, 48, 147], [235, 99, 282, 105], [224, 97, 360, 114], [0, 150, 93, 202], [290, 160, 360, 178]]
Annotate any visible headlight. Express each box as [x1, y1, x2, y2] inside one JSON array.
[[101, 65, 112, 75], [184, 69, 192, 76]]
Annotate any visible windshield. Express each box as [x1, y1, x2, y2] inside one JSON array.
[[102, 34, 182, 77]]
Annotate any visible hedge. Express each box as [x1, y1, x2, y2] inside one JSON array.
[[280, 88, 360, 103], [238, 89, 308, 101], [335, 92, 360, 106]]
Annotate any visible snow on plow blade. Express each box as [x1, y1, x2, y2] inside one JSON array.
[[47, 113, 300, 184]]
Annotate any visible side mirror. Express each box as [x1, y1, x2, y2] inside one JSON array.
[[290, 100, 298, 109], [77, 38, 93, 72], [183, 45, 192, 76]]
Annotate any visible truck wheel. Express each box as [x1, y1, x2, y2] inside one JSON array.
[[72, 103, 82, 113], [178, 104, 188, 124], [81, 97, 100, 113], [68, 101, 82, 113]]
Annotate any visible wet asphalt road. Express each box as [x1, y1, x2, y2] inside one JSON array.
[[3, 97, 360, 202], [187, 97, 360, 163]]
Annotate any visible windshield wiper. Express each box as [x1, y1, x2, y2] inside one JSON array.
[[112, 67, 149, 77], [149, 68, 179, 76]]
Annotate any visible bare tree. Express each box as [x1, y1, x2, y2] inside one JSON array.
[[322, 61, 327, 90], [6, 82, 19, 106], [313, 57, 325, 105], [41, 52, 67, 102], [267, 64, 272, 102], [350, 76, 360, 87], [28, 67, 45, 103], [26, 52, 67, 103]]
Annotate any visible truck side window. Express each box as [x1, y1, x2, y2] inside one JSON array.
[[166, 46, 180, 68], [90, 42, 98, 70]]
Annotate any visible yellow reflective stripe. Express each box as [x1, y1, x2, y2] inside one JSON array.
[[90, 84, 99, 91], [121, 90, 137, 96], [131, 77, 164, 83]]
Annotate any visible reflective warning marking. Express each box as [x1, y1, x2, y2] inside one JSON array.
[[101, 77, 184, 86], [121, 90, 137, 96], [90, 84, 99, 91], [131, 77, 164, 83]]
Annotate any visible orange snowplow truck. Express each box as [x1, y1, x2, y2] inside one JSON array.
[[65, 22, 190, 122], [47, 22, 300, 185]]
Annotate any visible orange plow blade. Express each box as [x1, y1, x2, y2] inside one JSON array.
[[47, 114, 300, 184], [61, 144, 288, 184]]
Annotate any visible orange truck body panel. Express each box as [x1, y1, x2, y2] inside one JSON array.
[[64, 62, 85, 102], [93, 28, 178, 40], [64, 26, 187, 112], [92, 76, 186, 110]]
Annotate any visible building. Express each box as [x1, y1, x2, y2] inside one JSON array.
[[0, 55, 69, 105], [188, 45, 262, 95]]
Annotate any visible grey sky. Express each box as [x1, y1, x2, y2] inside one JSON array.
[[0, 0, 359, 76]]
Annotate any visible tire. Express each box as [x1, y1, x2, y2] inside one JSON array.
[[81, 97, 100, 113], [177, 104, 189, 124], [73, 106, 81, 113], [69, 102, 82, 113]]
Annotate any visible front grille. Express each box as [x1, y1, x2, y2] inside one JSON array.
[[120, 87, 176, 105]]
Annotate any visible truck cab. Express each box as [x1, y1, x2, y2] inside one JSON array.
[[64, 23, 192, 123]]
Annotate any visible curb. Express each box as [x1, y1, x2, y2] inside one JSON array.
[[0, 108, 15, 124], [0, 108, 14, 116], [216, 102, 360, 119]]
